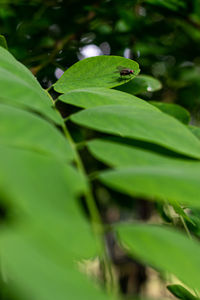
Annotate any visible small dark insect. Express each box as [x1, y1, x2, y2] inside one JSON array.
[[116, 66, 134, 77]]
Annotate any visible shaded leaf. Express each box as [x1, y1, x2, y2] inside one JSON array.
[[115, 75, 162, 95], [0, 37, 8, 49], [144, 0, 186, 11], [149, 101, 190, 124]]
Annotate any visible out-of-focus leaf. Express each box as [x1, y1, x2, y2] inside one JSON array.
[[149, 101, 190, 124], [115, 75, 162, 95], [54, 56, 140, 93], [59, 88, 156, 110], [172, 202, 195, 226], [0, 145, 110, 300], [144, 0, 186, 11], [167, 284, 198, 300], [117, 224, 200, 290], [1, 229, 109, 300], [0, 103, 74, 162], [0, 36, 8, 49], [70, 105, 200, 159], [0, 46, 62, 125], [0, 146, 93, 259]]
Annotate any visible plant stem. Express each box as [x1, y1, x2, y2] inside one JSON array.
[[61, 123, 116, 293]]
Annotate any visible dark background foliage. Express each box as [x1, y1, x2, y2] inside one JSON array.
[[1, 0, 200, 117]]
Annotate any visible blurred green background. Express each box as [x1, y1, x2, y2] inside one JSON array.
[[1, 0, 200, 119]]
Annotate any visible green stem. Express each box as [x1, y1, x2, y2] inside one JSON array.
[[62, 123, 115, 293]]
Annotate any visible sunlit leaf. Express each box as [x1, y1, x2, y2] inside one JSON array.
[[54, 56, 140, 93]]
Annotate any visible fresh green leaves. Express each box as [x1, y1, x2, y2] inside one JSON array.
[[117, 224, 200, 290], [71, 104, 200, 159], [2, 43, 200, 300], [54, 56, 140, 93], [89, 140, 200, 208]]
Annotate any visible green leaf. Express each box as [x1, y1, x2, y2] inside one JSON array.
[[87, 139, 182, 168], [1, 230, 109, 300], [70, 105, 200, 159], [0, 145, 110, 300], [149, 101, 190, 124], [59, 87, 156, 110], [117, 224, 200, 291], [0, 103, 74, 162], [172, 202, 195, 226], [54, 56, 140, 93], [189, 125, 200, 140], [115, 75, 162, 95], [0, 145, 92, 259], [167, 284, 198, 300], [0, 36, 8, 49], [0, 46, 62, 125], [89, 140, 200, 209], [98, 161, 200, 208]]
